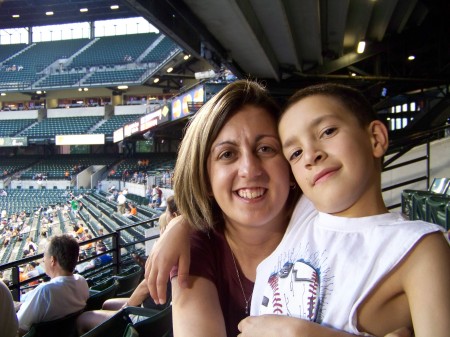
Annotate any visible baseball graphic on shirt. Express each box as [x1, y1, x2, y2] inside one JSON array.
[[260, 260, 320, 321]]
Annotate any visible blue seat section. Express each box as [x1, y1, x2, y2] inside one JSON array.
[[93, 114, 142, 135], [0, 43, 27, 63], [0, 39, 90, 87], [0, 156, 39, 178], [36, 72, 85, 88], [0, 189, 69, 215], [110, 154, 176, 181], [0, 119, 35, 137], [141, 36, 179, 63], [21, 155, 116, 180], [70, 33, 160, 68], [84, 69, 146, 85], [21, 116, 102, 137]]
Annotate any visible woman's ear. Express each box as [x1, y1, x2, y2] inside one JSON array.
[[369, 120, 389, 159]]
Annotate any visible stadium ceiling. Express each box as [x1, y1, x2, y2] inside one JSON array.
[[1, 0, 448, 103], [123, 0, 449, 102], [0, 0, 139, 28]]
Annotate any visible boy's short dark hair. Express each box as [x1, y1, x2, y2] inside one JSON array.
[[284, 83, 378, 127], [47, 234, 79, 273]]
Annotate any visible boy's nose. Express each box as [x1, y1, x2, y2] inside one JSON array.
[[303, 147, 325, 166]]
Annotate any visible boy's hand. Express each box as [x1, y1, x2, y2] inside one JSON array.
[[145, 215, 192, 304]]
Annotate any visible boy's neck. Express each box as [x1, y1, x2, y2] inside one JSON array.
[[329, 193, 388, 218]]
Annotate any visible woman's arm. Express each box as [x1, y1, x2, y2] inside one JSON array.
[[172, 276, 226, 337], [403, 232, 450, 337], [238, 316, 413, 337], [145, 215, 192, 304]]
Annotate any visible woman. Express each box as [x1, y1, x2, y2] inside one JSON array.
[[162, 80, 297, 337]]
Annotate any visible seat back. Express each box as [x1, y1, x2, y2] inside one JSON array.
[[426, 195, 450, 230], [24, 309, 84, 337], [132, 305, 173, 337], [115, 267, 143, 297], [411, 192, 429, 221], [402, 189, 432, 219], [80, 305, 172, 337], [429, 177, 450, 194], [85, 279, 119, 311]]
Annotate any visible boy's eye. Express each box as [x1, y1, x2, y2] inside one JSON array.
[[289, 149, 303, 161], [322, 127, 337, 137]]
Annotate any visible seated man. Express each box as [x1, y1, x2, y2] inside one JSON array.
[[17, 234, 90, 336]]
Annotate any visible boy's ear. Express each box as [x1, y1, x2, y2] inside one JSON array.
[[369, 120, 389, 159]]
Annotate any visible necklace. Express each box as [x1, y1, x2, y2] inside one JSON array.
[[230, 251, 252, 315]]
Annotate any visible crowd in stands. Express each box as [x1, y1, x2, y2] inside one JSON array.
[[1, 210, 30, 248], [0, 180, 171, 336]]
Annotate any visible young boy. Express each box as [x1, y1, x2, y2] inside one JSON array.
[[247, 83, 450, 336]]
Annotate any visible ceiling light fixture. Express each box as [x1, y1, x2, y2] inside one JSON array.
[[357, 41, 366, 54], [80, 8, 88, 13], [407, 55, 415, 61], [183, 54, 190, 60], [166, 67, 173, 73], [12, 14, 20, 18], [0, 93, 6, 96], [111, 5, 119, 10], [117, 85, 128, 90], [153, 78, 160, 83], [46, 11, 54, 16]]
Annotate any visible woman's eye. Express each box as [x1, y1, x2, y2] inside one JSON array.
[[258, 145, 275, 153], [218, 151, 234, 160]]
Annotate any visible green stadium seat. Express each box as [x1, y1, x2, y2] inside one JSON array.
[[80, 305, 172, 337], [425, 195, 450, 230], [114, 266, 143, 298], [85, 279, 119, 311]]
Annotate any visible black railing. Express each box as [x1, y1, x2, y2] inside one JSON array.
[[0, 218, 159, 301], [383, 124, 449, 210]]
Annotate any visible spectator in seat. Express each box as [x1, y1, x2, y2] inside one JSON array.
[[17, 234, 89, 336]]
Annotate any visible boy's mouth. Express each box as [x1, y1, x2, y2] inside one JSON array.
[[236, 188, 266, 199], [312, 168, 338, 185]]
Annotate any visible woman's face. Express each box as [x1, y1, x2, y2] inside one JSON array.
[[207, 105, 291, 231]]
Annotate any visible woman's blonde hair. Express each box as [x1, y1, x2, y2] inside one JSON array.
[[173, 80, 300, 231]]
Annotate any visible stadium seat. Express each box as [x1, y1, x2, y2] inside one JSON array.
[[80, 305, 172, 337], [429, 177, 450, 194], [401, 178, 450, 217], [114, 266, 143, 298], [425, 195, 450, 230], [23, 309, 84, 337], [401, 189, 433, 218], [411, 192, 429, 221], [85, 279, 119, 311]]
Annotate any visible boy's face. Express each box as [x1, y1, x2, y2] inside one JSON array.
[[279, 95, 386, 216]]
